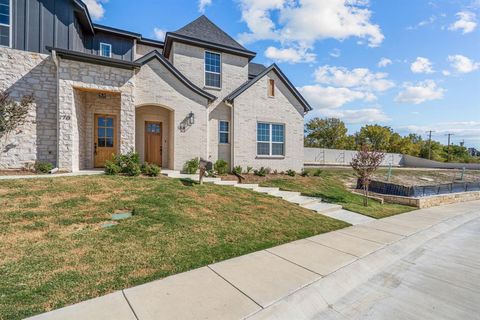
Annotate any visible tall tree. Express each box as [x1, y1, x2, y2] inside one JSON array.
[[357, 125, 393, 151], [305, 117, 348, 149]]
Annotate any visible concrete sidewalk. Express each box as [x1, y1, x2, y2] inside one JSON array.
[[27, 200, 480, 320], [0, 170, 103, 180]]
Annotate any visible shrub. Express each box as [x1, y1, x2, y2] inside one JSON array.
[[300, 169, 309, 177], [313, 169, 323, 177], [232, 165, 243, 175], [116, 152, 141, 176], [184, 158, 199, 174], [286, 169, 296, 177], [105, 160, 121, 175], [141, 163, 161, 177], [207, 169, 216, 177], [246, 166, 253, 174], [214, 160, 229, 175], [254, 167, 268, 177], [34, 162, 53, 174]]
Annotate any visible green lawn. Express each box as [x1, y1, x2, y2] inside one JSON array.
[[0, 175, 348, 320], [258, 168, 414, 219]]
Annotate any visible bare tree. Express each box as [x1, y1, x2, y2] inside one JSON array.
[[0, 91, 34, 143], [350, 145, 385, 206]]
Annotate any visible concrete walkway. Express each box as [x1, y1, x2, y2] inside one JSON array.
[[0, 170, 103, 180], [161, 170, 373, 225], [27, 200, 480, 320]]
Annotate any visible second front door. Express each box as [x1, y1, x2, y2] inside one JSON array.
[[145, 121, 162, 166]]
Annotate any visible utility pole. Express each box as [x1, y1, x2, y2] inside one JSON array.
[[426, 130, 435, 160], [445, 133, 454, 162]]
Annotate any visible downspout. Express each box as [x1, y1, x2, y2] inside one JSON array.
[[52, 50, 60, 169], [225, 100, 234, 170]]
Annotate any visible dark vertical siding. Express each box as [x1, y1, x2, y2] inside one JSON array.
[[11, 0, 135, 61]]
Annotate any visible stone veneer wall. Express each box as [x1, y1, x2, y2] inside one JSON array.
[[171, 42, 249, 167], [233, 71, 305, 172], [57, 58, 135, 171], [0, 48, 57, 169]]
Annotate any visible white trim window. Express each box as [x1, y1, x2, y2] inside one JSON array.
[[100, 42, 112, 58], [257, 122, 285, 156], [0, 0, 11, 47], [219, 120, 229, 144], [205, 51, 221, 88]]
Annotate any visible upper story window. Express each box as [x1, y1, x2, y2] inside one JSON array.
[[205, 51, 221, 88], [100, 43, 112, 58], [0, 0, 11, 47], [219, 121, 229, 144], [268, 79, 275, 97], [257, 122, 285, 157]]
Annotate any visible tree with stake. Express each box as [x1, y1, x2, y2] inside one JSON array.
[[350, 145, 385, 206]]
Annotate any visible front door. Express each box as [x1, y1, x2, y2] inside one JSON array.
[[145, 121, 162, 166], [94, 114, 116, 168]]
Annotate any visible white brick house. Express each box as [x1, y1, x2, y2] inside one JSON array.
[[0, 2, 311, 172]]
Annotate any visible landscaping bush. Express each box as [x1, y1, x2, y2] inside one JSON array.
[[34, 162, 53, 174], [246, 166, 253, 174], [104, 160, 121, 175], [286, 169, 296, 177], [313, 169, 323, 177], [254, 167, 268, 177], [300, 169, 309, 177], [184, 158, 199, 174], [116, 152, 141, 176], [232, 165, 243, 175], [214, 160, 229, 175], [141, 163, 161, 177]]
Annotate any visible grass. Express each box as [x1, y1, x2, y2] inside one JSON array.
[[0, 175, 348, 320], [258, 168, 414, 219]]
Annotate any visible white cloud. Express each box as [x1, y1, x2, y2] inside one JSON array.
[[330, 48, 341, 58], [316, 108, 390, 124], [314, 65, 395, 92], [410, 57, 434, 74], [449, 11, 477, 34], [448, 54, 480, 73], [238, 0, 384, 60], [442, 70, 451, 76], [378, 57, 392, 68], [299, 85, 376, 109], [199, 0, 212, 13], [395, 80, 445, 104], [153, 28, 166, 41], [84, 0, 107, 20], [264, 46, 316, 63]]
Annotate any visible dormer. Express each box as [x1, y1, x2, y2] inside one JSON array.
[[163, 16, 256, 95]]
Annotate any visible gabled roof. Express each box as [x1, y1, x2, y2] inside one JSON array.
[[163, 15, 256, 60], [225, 64, 313, 113], [135, 51, 217, 102], [248, 63, 267, 79]]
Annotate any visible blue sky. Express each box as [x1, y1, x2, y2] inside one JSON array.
[[87, 0, 480, 148]]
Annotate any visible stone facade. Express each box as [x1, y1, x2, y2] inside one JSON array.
[[0, 48, 57, 169], [0, 41, 308, 173], [233, 71, 305, 172]]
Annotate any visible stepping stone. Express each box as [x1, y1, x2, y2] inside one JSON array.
[[234, 184, 259, 189], [254, 187, 280, 194], [214, 180, 238, 186], [269, 190, 301, 200], [301, 202, 343, 214], [267, 239, 357, 276], [202, 177, 221, 183], [287, 195, 320, 206], [319, 209, 374, 225]]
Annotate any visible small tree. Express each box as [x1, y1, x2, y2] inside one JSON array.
[[350, 145, 385, 206], [0, 91, 34, 142]]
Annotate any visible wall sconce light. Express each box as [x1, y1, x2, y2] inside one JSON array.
[[187, 112, 195, 126]]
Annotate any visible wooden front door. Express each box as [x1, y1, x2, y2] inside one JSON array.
[[94, 114, 116, 168], [145, 122, 162, 166]]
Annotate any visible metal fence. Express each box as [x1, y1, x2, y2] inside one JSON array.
[[358, 179, 480, 198]]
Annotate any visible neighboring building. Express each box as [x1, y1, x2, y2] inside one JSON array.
[[468, 148, 480, 157], [0, 0, 311, 172]]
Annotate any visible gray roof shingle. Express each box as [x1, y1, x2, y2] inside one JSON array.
[[248, 63, 267, 78], [173, 15, 247, 51]]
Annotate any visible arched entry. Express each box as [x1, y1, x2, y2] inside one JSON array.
[[135, 105, 174, 169]]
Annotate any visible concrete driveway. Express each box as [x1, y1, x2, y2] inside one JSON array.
[[27, 200, 480, 320]]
